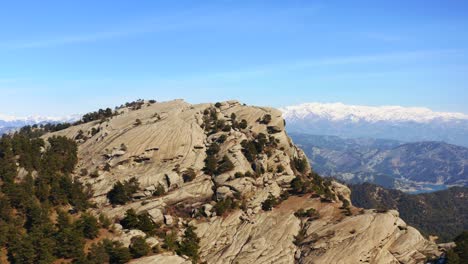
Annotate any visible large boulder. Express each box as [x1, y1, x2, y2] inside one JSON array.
[[116, 229, 147, 247], [147, 208, 164, 224]]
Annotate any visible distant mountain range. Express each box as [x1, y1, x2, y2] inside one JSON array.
[[281, 102, 468, 147], [0, 113, 80, 134], [350, 183, 468, 242], [290, 133, 468, 193]]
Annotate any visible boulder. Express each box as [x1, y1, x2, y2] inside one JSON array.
[[202, 204, 213, 217], [132, 192, 146, 199], [216, 186, 233, 200], [146, 237, 160, 248], [165, 172, 183, 190], [117, 229, 146, 247], [147, 208, 164, 223], [164, 215, 174, 226]]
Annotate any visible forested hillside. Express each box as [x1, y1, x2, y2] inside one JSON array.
[[350, 183, 468, 242]]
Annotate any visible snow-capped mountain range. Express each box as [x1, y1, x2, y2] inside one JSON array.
[[281, 103, 468, 147], [0, 113, 81, 134], [281, 102, 468, 123]]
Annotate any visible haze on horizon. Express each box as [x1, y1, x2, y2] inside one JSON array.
[[1, 0, 467, 116]]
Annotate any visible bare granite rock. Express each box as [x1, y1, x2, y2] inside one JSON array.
[[130, 254, 191, 264], [44, 100, 441, 264]]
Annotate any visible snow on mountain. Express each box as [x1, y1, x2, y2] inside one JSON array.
[[0, 113, 81, 134], [0, 113, 81, 123], [280, 102, 468, 123], [281, 102, 468, 147]]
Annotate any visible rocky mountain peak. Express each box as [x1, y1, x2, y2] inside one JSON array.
[[45, 100, 442, 264]]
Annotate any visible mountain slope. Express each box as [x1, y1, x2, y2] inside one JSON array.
[[282, 102, 468, 147], [350, 183, 468, 242], [291, 133, 468, 192], [43, 99, 441, 263]]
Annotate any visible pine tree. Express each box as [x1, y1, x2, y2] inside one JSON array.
[[8, 234, 36, 264], [87, 242, 110, 264], [177, 225, 201, 263], [107, 181, 129, 205], [76, 213, 100, 239], [121, 209, 140, 229], [129, 236, 150, 258]]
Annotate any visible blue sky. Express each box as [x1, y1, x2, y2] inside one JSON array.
[[0, 0, 467, 116]]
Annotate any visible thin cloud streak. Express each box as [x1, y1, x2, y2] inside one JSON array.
[[0, 6, 318, 50], [1, 22, 197, 49], [158, 49, 464, 83], [0, 7, 218, 49]]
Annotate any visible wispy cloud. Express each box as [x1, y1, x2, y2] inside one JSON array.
[[0, 6, 318, 50], [0, 17, 199, 49], [163, 49, 463, 82]]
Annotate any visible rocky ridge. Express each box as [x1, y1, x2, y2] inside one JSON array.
[[46, 99, 441, 264]]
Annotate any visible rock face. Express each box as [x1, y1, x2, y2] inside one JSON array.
[[46, 100, 441, 264], [197, 210, 300, 264], [297, 209, 439, 264], [130, 254, 191, 264]]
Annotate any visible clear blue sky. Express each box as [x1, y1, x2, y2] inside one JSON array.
[[1, 0, 467, 116]]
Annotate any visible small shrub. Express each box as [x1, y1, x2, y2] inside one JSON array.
[[206, 143, 220, 156], [244, 171, 254, 178], [294, 208, 320, 219], [217, 134, 227, 143], [107, 178, 140, 205], [162, 231, 178, 251], [290, 177, 306, 194], [120, 143, 128, 151], [80, 168, 89, 176], [75, 129, 85, 140], [341, 199, 350, 209], [99, 213, 112, 229], [120, 209, 139, 229], [234, 172, 244, 178], [239, 119, 248, 129], [277, 164, 285, 173], [91, 127, 100, 136], [216, 120, 225, 131], [217, 155, 234, 174], [153, 184, 166, 197], [214, 197, 238, 216], [120, 209, 158, 235], [203, 155, 218, 176], [182, 169, 197, 183], [134, 119, 142, 126], [294, 228, 307, 246], [321, 190, 335, 203], [259, 114, 272, 124], [90, 170, 99, 178], [262, 194, 278, 211], [293, 157, 308, 173], [130, 236, 150, 258], [241, 140, 257, 162]]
